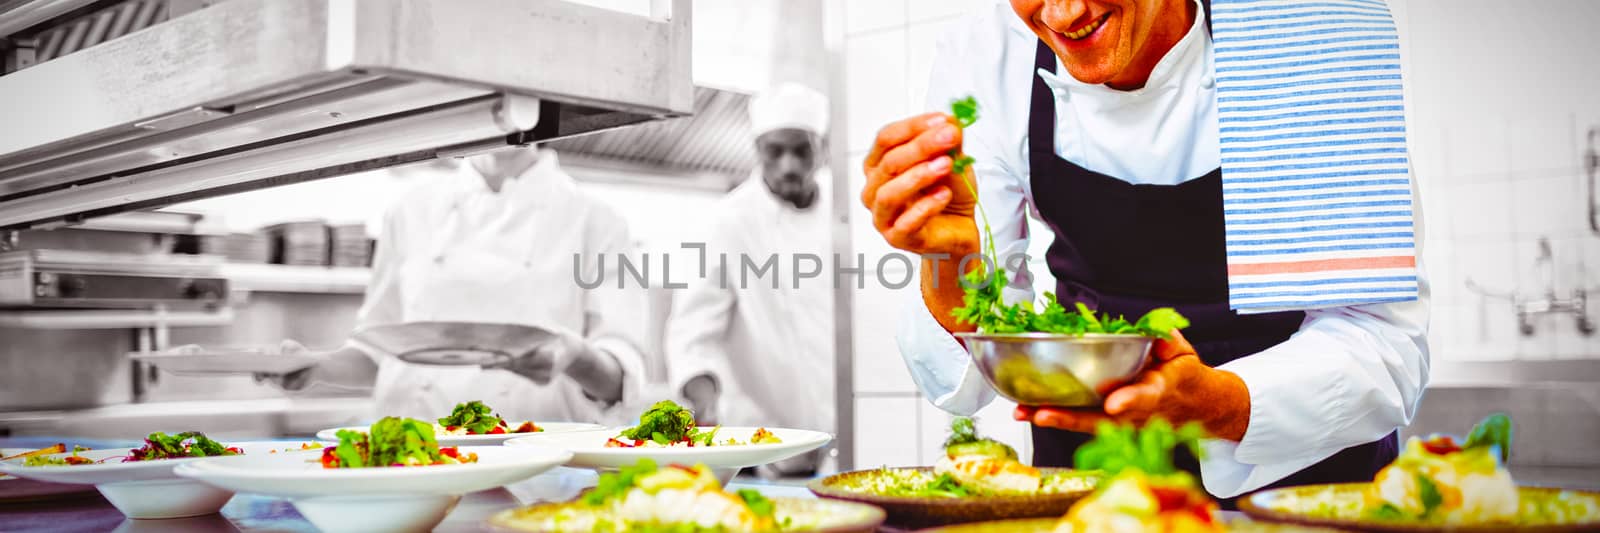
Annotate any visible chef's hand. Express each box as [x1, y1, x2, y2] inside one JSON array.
[[252, 341, 374, 392], [681, 375, 720, 425], [495, 331, 625, 404], [861, 113, 980, 256], [232, 340, 312, 391], [496, 333, 581, 385], [1013, 330, 1252, 442]]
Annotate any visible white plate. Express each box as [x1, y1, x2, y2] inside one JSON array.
[[129, 351, 320, 375], [316, 422, 603, 447], [0, 441, 311, 519], [174, 446, 572, 533], [505, 427, 832, 470], [173, 445, 571, 498]]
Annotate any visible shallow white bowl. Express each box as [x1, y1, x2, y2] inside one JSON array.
[[0, 441, 312, 519], [504, 426, 832, 471], [316, 422, 602, 447], [174, 445, 571, 532]]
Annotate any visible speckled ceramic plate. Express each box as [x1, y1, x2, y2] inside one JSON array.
[[487, 496, 886, 532], [807, 467, 1098, 530], [918, 515, 1346, 532], [1239, 482, 1600, 532]]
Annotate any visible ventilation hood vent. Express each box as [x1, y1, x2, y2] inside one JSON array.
[[0, 0, 693, 231], [546, 86, 753, 181]]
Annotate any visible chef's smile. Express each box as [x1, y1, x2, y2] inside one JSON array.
[[1056, 11, 1110, 42], [1011, 0, 1193, 90]]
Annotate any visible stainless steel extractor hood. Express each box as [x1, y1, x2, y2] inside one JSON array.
[[0, 0, 693, 230]]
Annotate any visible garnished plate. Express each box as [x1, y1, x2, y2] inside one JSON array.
[[1239, 483, 1600, 533], [316, 422, 602, 447], [505, 427, 832, 471], [488, 496, 885, 532], [807, 466, 1098, 530], [917, 515, 1345, 532]]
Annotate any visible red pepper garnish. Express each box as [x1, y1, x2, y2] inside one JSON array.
[[1152, 486, 1191, 512], [440, 447, 460, 458], [513, 422, 541, 433], [320, 447, 340, 468], [489, 426, 507, 435], [1421, 435, 1461, 455], [605, 438, 634, 448]]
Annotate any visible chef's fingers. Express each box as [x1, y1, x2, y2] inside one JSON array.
[[886, 187, 953, 248], [875, 123, 963, 181], [871, 156, 954, 232], [863, 116, 958, 210], [865, 113, 950, 169], [1152, 329, 1197, 362], [1103, 369, 1168, 420], [1029, 407, 1109, 433]]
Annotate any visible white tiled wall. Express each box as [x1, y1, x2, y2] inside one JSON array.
[[1396, 0, 1600, 363], [840, 0, 1026, 470], [839, 0, 1600, 467]]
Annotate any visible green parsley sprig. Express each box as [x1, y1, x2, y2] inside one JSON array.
[[1462, 412, 1512, 463], [942, 95, 1189, 339], [437, 400, 503, 435], [1073, 419, 1205, 476]]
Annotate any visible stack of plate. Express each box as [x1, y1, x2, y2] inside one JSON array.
[[265, 221, 329, 266], [328, 223, 373, 267], [200, 232, 271, 263]]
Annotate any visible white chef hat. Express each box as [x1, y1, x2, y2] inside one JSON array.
[[748, 82, 830, 138]]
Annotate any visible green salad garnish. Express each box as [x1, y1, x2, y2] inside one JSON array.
[[942, 416, 1017, 461], [126, 432, 239, 461], [617, 400, 718, 446], [1073, 419, 1205, 476], [941, 96, 1189, 338], [1463, 412, 1512, 463], [330, 417, 444, 468], [438, 400, 502, 434], [585, 459, 660, 506]]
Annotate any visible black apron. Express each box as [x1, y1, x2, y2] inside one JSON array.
[[1023, 39, 1398, 504]]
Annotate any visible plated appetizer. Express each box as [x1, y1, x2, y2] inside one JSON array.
[[321, 416, 478, 468], [604, 400, 783, 448], [16, 432, 241, 467], [14, 444, 94, 466], [0, 436, 290, 519], [808, 418, 1096, 529], [1241, 414, 1600, 531], [174, 443, 572, 532], [436, 400, 541, 435], [489, 458, 885, 532], [1052, 421, 1220, 533], [316, 401, 600, 446]]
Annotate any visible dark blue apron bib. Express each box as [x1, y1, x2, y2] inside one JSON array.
[[1022, 37, 1397, 503]]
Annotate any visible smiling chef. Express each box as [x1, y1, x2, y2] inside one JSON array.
[[861, 0, 1429, 500]]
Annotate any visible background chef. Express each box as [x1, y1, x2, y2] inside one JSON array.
[[861, 0, 1429, 500], [264, 146, 649, 423], [667, 83, 836, 466]]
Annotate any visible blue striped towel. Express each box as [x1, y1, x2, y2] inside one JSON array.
[[1210, 0, 1419, 312]]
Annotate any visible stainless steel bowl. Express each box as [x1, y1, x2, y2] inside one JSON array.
[[955, 333, 1153, 406]]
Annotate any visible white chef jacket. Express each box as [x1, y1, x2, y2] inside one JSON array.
[[898, 0, 1430, 498], [665, 174, 836, 433], [356, 150, 648, 424]]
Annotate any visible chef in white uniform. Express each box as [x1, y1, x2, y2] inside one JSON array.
[[861, 0, 1428, 500], [666, 83, 836, 439], [271, 146, 648, 423]]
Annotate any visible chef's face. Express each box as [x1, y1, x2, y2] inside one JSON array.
[[1010, 0, 1193, 88], [756, 128, 822, 208]]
